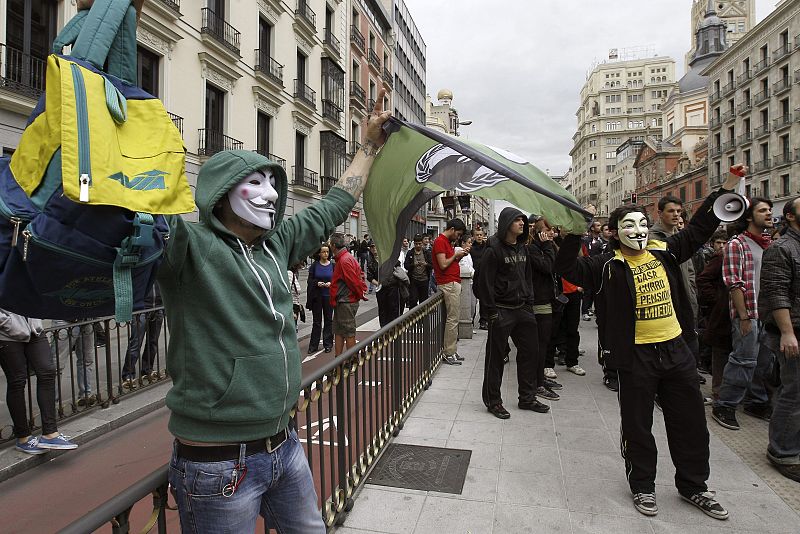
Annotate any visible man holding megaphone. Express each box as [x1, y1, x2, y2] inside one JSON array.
[[554, 164, 746, 521]]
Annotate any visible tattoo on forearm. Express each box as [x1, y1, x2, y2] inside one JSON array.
[[339, 174, 364, 196], [362, 140, 380, 157]]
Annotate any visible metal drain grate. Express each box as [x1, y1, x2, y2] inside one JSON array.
[[366, 444, 472, 494]]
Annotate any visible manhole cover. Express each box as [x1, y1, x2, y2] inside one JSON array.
[[366, 444, 472, 494]]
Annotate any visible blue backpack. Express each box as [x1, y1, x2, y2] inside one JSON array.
[[0, 0, 190, 322]]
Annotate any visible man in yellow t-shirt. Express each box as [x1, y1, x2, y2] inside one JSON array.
[[553, 164, 746, 523]]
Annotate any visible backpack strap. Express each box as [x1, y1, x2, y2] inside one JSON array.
[[112, 212, 155, 322], [71, 0, 138, 84], [52, 10, 89, 54]]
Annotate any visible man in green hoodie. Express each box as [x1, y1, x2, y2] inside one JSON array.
[[163, 95, 390, 533]]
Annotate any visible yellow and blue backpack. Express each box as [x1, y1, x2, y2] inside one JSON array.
[[0, 0, 195, 322]]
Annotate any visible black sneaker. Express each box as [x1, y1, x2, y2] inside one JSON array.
[[680, 490, 728, 520], [632, 492, 658, 516], [443, 354, 462, 365], [743, 404, 772, 421], [488, 403, 510, 419], [518, 399, 550, 413], [543, 378, 563, 390], [603, 376, 619, 392], [712, 406, 740, 430], [536, 386, 560, 401], [479, 320, 488, 330], [767, 454, 800, 483], [454, 352, 465, 361]]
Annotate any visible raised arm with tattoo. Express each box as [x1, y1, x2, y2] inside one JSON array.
[[335, 88, 391, 199]]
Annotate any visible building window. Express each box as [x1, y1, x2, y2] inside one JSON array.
[[589, 153, 597, 161], [589, 167, 597, 175], [781, 174, 790, 197], [606, 165, 615, 173], [320, 131, 347, 181], [297, 50, 307, 85], [588, 139, 597, 147], [259, 17, 272, 58], [694, 180, 702, 199], [761, 179, 769, 199], [295, 131, 306, 170], [679, 186, 686, 201], [205, 83, 225, 132], [257, 111, 271, 156], [137, 46, 160, 97]]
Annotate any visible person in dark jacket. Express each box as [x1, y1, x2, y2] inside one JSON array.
[[365, 243, 380, 294], [404, 234, 433, 308], [306, 244, 334, 353], [554, 166, 743, 520], [470, 228, 489, 329], [474, 207, 548, 419], [358, 234, 371, 271], [122, 283, 165, 389], [696, 230, 731, 400]]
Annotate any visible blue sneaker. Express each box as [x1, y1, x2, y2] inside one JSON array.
[[15, 436, 48, 455], [38, 433, 78, 450]]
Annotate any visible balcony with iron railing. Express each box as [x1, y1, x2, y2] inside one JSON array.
[[321, 99, 342, 124], [737, 70, 751, 85], [721, 82, 735, 96], [737, 99, 752, 114], [321, 175, 336, 194], [254, 50, 284, 86], [773, 43, 791, 62], [796, 68, 800, 84], [350, 25, 365, 52], [382, 67, 393, 88], [154, 0, 180, 14], [291, 165, 318, 191], [753, 88, 770, 106], [720, 141, 735, 153], [198, 129, 243, 156], [368, 98, 376, 111], [774, 151, 792, 167], [774, 77, 791, 95], [737, 132, 752, 146], [201, 8, 241, 55], [350, 81, 366, 110], [753, 158, 771, 173], [753, 57, 770, 74], [0, 43, 46, 99], [709, 115, 722, 129], [722, 110, 736, 123], [754, 123, 771, 139], [323, 28, 341, 58], [295, 0, 316, 31], [710, 145, 722, 157], [349, 141, 362, 156], [254, 149, 286, 168], [367, 48, 381, 71], [709, 89, 721, 103], [773, 113, 792, 131], [294, 79, 316, 109], [709, 173, 722, 186], [167, 112, 184, 136]]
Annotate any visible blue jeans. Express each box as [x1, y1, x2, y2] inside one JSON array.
[[50, 321, 94, 396], [715, 319, 771, 410], [168, 429, 325, 534], [764, 331, 800, 462]]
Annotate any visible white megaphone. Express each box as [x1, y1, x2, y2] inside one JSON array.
[[713, 178, 749, 222]]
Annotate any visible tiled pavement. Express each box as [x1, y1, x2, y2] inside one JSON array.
[[336, 321, 800, 534]]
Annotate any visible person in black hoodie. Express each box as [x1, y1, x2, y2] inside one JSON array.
[[470, 228, 489, 329], [475, 207, 548, 419], [554, 166, 744, 521]]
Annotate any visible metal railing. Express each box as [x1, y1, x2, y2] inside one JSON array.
[[295, 0, 316, 29], [167, 112, 183, 136], [773, 77, 791, 95], [773, 43, 790, 62], [294, 79, 316, 109], [58, 295, 446, 532], [720, 141, 734, 153], [367, 48, 381, 71], [753, 57, 770, 74], [721, 81, 735, 95], [198, 129, 243, 156], [796, 69, 800, 84], [1, 309, 169, 445], [753, 88, 770, 106], [774, 152, 792, 167], [721, 110, 736, 123], [382, 67, 393, 87], [710, 145, 721, 157], [255, 50, 284, 85], [201, 8, 241, 54], [773, 113, 792, 130], [349, 141, 362, 156], [753, 159, 771, 173], [292, 165, 319, 190], [737, 70, 751, 84], [709, 116, 722, 129], [321, 99, 342, 123], [737, 132, 752, 145], [709, 89, 721, 103], [737, 99, 751, 114], [321, 175, 336, 194], [323, 28, 340, 57], [754, 123, 771, 139], [350, 25, 365, 52], [254, 149, 287, 169], [350, 81, 366, 110], [0, 43, 46, 99], [155, 0, 180, 13]]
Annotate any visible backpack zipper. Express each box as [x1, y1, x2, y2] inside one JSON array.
[[70, 63, 92, 202], [21, 226, 163, 266]]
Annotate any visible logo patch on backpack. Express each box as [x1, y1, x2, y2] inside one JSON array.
[[44, 276, 114, 308], [108, 170, 169, 191]]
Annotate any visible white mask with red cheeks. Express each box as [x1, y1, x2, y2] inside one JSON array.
[[618, 211, 649, 251], [227, 170, 279, 230]]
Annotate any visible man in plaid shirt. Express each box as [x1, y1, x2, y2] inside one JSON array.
[[712, 197, 774, 431]]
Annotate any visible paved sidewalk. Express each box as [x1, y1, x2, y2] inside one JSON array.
[[337, 321, 800, 534]]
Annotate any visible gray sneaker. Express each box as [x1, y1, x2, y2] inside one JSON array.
[[633, 492, 658, 516], [442, 354, 462, 365]]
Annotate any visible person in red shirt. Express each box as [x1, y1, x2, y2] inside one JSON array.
[[433, 218, 469, 365], [329, 232, 367, 356]]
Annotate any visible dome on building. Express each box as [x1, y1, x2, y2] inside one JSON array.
[[437, 89, 453, 101]]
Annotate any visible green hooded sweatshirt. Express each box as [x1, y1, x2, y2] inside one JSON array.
[[158, 150, 355, 442]]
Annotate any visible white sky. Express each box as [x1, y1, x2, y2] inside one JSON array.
[[403, 0, 776, 176]]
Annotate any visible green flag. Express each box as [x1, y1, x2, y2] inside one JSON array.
[[365, 118, 591, 280]]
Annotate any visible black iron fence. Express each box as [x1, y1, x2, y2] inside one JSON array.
[[200, 7, 241, 55], [198, 128, 244, 156], [254, 49, 284, 85], [58, 294, 446, 533], [0, 43, 46, 99], [292, 165, 319, 190], [1, 308, 169, 445], [294, 79, 317, 109]]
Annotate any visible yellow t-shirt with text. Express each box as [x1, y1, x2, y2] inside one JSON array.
[[624, 251, 682, 344]]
